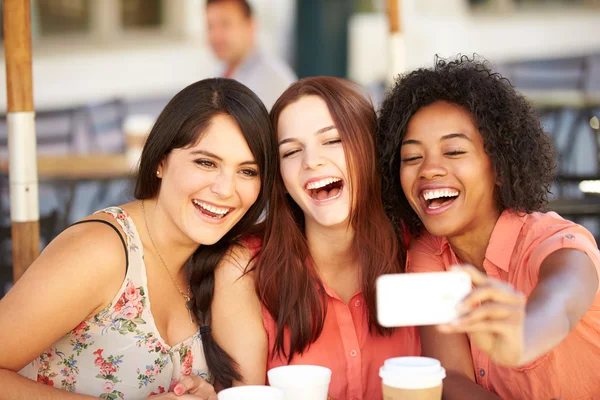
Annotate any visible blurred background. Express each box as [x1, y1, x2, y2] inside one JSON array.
[[1, 0, 599, 296]]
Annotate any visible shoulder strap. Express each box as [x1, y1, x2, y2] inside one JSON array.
[[69, 219, 129, 274]]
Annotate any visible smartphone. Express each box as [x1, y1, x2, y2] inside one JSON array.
[[376, 271, 472, 327]]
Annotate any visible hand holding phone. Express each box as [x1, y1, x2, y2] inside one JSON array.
[[376, 271, 472, 327]]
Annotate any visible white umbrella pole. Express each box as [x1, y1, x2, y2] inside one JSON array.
[[3, 0, 40, 281]]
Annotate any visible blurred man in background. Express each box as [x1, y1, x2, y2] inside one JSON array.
[[206, 0, 296, 110]]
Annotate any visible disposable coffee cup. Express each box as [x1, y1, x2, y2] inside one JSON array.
[[217, 385, 284, 400], [123, 115, 154, 168], [268, 365, 332, 400], [379, 357, 445, 400]]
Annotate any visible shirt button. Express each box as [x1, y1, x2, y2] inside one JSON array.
[[350, 349, 357, 357], [354, 300, 361, 307], [479, 369, 485, 377]]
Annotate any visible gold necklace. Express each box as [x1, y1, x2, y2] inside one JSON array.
[[141, 200, 194, 323]]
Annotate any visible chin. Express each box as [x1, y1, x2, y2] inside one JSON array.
[[315, 213, 350, 228], [195, 234, 224, 246], [190, 226, 229, 246], [421, 220, 461, 238]]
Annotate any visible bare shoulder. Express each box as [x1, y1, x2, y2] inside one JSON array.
[[41, 213, 128, 277], [215, 243, 257, 285], [0, 213, 129, 370]]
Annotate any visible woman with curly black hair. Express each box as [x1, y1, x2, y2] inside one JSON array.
[[377, 56, 600, 400]]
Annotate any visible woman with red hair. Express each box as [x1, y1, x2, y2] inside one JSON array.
[[211, 77, 420, 400]]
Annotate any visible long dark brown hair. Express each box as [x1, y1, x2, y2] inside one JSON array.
[[255, 77, 404, 363], [135, 78, 276, 387]]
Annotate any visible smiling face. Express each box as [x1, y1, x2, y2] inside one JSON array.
[[399, 101, 500, 238], [157, 113, 261, 246], [277, 95, 352, 229]]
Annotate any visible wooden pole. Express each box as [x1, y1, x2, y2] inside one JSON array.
[[387, 0, 406, 85], [388, 0, 401, 34], [3, 0, 40, 281]]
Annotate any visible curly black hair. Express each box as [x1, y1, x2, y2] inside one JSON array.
[[377, 55, 556, 235]]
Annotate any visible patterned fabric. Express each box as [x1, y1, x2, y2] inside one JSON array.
[[19, 207, 210, 399]]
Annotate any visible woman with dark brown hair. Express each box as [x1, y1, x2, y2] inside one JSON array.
[[211, 77, 420, 400]]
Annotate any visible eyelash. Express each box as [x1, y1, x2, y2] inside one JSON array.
[[195, 159, 216, 168], [282, 149, 300, 158], [240, 168, 259, 177], [195, 159, 259, 177], [281, 138, 341, 158], [401, 151, 466, 163], [401, 156, 421, 163]]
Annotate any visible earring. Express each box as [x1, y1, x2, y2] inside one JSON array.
[[156, 170, 160, 177]]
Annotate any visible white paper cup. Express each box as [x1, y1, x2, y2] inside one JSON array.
[[268, 365, 332, 400], [218, 385, 284, 400], [380, 357, 445, 400], [123, 114, 154, 168]]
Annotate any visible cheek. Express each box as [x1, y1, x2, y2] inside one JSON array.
[[279, 160, 298, 194], [399, 167, 415, 199], [170, 166, 213, 195], [238, 179, 261, 207]]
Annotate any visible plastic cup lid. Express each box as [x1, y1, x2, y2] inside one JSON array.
[[268, 365, 332, 387], [380, 357, 446, 389]]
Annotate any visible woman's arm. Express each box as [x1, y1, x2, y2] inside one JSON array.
[[0, 221, 128, 399], [420, 326, 501, 400], [211, 246, 268, 386], [522, 248, 598, 364], [441, 248, 598, 367], [0, 370, 99, 400]]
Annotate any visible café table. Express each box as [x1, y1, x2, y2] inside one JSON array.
[[0, 153, 135, 232]]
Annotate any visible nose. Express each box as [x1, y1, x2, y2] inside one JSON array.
[[210, 170, 234, 198], [419, 155, 447, 180], [302, 146, 326, 170]]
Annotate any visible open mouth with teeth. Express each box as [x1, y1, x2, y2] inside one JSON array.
[[422, 188, 460, 210], [305, 177, 344, 202], [192, 199, 233, 219]]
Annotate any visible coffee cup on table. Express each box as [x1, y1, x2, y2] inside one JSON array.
[[217, 385, 284, 400], [379, 357, 446, 400], [123, 115, 154, 169], [267, 365, 332, 400]]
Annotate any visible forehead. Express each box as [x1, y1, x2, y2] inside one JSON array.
[[405, 101, 478, 140], [206, 1, 247, 20], [277, 96, 334, 140], [188, 114, 254, 160]]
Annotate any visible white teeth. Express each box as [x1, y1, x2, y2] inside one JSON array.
[[192, 199, 229, 216], [422, 189, 460, 201], [306, 177, 342, 190]]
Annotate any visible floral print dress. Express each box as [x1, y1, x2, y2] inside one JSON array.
[[19, 207, 211, 399]]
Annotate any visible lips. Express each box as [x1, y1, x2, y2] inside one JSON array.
[[192, 199, 234, 220], [417, 186, 460, 215], [304, 176, 344, 202]]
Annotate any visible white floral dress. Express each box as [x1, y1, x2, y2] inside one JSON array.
[[19, 207, 211, 399]]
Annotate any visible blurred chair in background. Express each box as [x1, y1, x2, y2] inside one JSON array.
[[504, 54, 600, 240]]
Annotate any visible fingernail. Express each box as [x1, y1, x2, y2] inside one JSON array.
[[456, 302, 470, 314], [175, 387, 183, 395]]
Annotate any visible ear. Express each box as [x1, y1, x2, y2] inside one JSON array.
[[156, 159, 166, 179]]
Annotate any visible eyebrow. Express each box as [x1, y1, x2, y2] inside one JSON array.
[[401, 133, 473, 146], [278, 125, 337, 146], [190, 149, 257, 165]]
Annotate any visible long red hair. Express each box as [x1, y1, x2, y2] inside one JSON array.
[[254, 77, 405, 362]]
